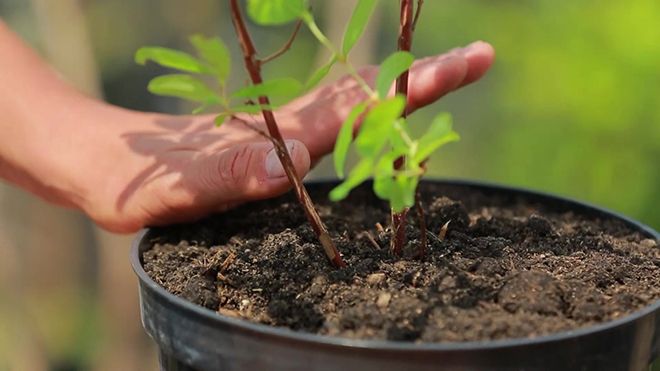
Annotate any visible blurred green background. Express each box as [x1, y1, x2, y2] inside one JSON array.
[[0, 0, 657, 370]]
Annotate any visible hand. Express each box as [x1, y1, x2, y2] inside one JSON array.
[[1, 31, 494, 233]]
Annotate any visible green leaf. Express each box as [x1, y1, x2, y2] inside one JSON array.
[[375, 51, 414, 99], [390, 118, 411, 153], [389, 175, 418, 212], [232, 78, 303, 100], [215, 113, 230, 127], [189, 34, 231, 81], [147, 74, 220, 103], [333, 102, 368, 178], [247, 0, 306, 25], [354, 96, 405, 158], [192, 104, 209, 114], [135, 47, 207, 73], [373, 175, 394, 200], [305, 56, 337, 91], [413, 112, 460, 163], [329, 158, 374, 201], [342, 0, 378, 57]]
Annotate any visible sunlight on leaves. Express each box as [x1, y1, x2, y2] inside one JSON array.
[[375, 51, 414, 99], [342, 0, 378, 57], [135, 47, 207, 74], [190, 34, 231, 81], [333, 102, 368, 178], [354, 96, 405, 157], [305, 56, 337, 91], [329, 158, 375, 201], [147, 74, 220, 103], [247, 0, 306, 25], [414, 112, 460, 162]]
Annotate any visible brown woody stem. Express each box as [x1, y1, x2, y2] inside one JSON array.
[[259, 20, 303, 66], [229, 0, 345, 268], [391, 0, 415, 256]]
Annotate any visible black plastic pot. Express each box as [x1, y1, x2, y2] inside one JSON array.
[[131, 179, 659, 371]]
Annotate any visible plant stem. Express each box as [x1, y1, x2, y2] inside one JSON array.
[[259, 20, 303, 66], [390, 0, 415, 256], [228, 0, 345, 268]]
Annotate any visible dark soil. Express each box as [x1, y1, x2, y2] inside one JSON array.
[[143, 182, 659, 342]]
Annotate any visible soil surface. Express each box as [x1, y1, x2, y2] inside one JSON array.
[[143, 182, 659, 342]]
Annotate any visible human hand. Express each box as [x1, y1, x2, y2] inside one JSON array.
[[2, 36, 494, 233]]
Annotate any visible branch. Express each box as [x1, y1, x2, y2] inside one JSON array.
[[412, 0, 424, 31], [391, 0, 415, 256], [259, 20, 303, 66], [230, 115, 271, 141], [228, 0, 345, 268]]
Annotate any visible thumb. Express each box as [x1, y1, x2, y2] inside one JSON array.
[[191, 139, 311, 206]]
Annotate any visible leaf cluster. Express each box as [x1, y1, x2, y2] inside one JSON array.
[[135, 0, 459, 213]]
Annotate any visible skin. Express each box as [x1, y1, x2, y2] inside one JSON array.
[[0, 21, 495, 233]]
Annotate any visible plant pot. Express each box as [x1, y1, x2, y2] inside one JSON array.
[[131, 179, 659, 371]]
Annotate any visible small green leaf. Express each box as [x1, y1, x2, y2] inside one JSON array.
[[390, 118, 411, 153], [373, 175, 394, 200], [389, 175, 418, 212], [190, 34, 231, 81], [232, 78, 302, 100], [333, 102, 368, 178], [147, 74, 220, 103], [375, 51, 414, 99], [215, 113, 230, 127], [342, 0, 378, 57], [135, 47, 206, 73], [354, 96, 405, 158], [305, 56, 337, 91], [247, 0, 306, 25], [192, 104, 209, 114], [413, 112, 460, 162], [329, 158, 374, 201]]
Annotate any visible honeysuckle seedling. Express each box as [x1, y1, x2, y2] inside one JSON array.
[[135, 0, 445, 266]]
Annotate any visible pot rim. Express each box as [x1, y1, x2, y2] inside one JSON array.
[[131, 178, 659, 352]]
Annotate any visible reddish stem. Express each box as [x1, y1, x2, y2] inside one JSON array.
[[390, 0, 415, 256], [229, 0, 345, 268]]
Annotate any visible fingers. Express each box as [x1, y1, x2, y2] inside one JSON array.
[[187, 139, 311, 206], [284, 41, 495, 160], [458, 41, 495, 88]]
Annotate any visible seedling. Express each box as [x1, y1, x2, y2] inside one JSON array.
[[135, 0, 458, 266]]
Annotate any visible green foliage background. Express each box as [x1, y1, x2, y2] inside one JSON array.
[[72, 0, 659, 228], [0, 0, 657, 369]]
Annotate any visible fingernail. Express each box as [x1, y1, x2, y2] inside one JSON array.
[[265, 141, 295, 178], [462, 41, 485, 57]]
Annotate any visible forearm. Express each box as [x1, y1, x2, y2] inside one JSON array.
[[0, 21, 111, 208]]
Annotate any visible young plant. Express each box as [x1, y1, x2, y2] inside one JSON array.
[[134, 0, 457, 267], [329, 0, 459, 256]]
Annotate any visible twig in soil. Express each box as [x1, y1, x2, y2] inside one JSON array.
[[219, 251, 236, 273], [365, 231, 381, 249], [375, 222, 385, 234], [438, 221, 450, 240], [229, 0, 345, 267], [216, 272, 234, 287]]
